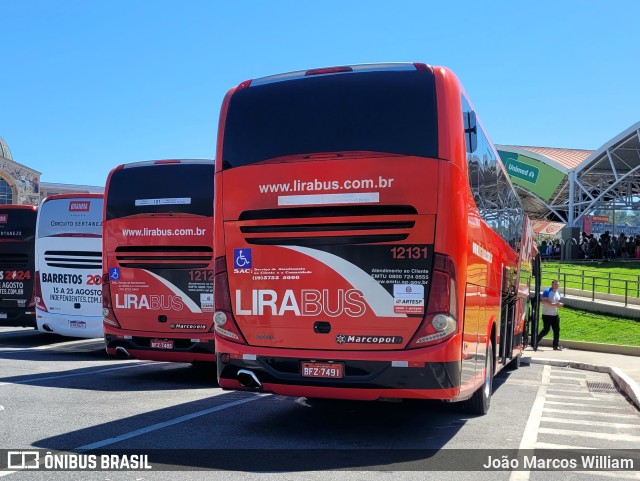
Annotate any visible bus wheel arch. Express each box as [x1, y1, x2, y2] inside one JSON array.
[[464, 324, 495, 415]]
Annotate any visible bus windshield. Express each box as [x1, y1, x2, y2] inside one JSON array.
[[105, 163, 214, 220], [37, 197, 102, 238], [222, 69, 439, 168], [0, 209, 36, 241]]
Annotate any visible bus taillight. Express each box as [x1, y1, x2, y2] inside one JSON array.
[[101, 273, 121, 328], [27, 272, 36, 313], [407, 253, 458, 348], [213, 256, 246, 344], [34, 271, 48, 313], [305, 66, 353, 76]]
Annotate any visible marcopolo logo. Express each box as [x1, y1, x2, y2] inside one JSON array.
[[0, 214, 7, 224], [69, 201, 90, 212], [505, 158, 539, 184], [336, 334, 403, 345]]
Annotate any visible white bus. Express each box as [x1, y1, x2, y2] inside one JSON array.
[[35, 194, 104, 338]]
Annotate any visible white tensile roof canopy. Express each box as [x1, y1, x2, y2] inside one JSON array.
[[497, 121, 640, 227]]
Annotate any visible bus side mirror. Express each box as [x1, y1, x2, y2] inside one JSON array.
[[464, 111, 478, 153]]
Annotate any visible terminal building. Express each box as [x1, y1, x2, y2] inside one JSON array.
[[0, 136, 103, 206], [496, 121, 640, 243]]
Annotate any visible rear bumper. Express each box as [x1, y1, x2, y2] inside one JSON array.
[[36, 312, 102, 338], [216, 338, 462, 401], [0, 308, 36, 328], [104, 325, 215, 363]]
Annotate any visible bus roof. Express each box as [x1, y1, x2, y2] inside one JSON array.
[[249, 62, 433, 87], [0, 204, 37, 211], [119, 159, 214, 170], [41, 193, 104, 203]]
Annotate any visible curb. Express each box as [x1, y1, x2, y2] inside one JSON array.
[[537, 338, 640, 356], [527, 357, 640, 411], [562, 296, 640, 320]]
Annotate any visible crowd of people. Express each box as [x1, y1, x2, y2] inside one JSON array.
[[539, 239, 562, 259], [540, 231, 640, 260], [580, 231, 640, 259]]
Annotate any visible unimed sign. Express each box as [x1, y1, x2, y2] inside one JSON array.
[[505, 158, 539, 183], [498, 150, 566, 202]]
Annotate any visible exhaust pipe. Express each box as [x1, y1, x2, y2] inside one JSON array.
[[41, 324, 54, 332], [115, 346, 131, 359], [237, 369, 262, 389]]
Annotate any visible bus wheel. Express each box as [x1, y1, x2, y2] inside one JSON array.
[[465, 341, 493, 415], [506, 353, 521, 371]]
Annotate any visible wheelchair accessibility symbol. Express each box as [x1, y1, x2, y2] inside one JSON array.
[[109, 267, 120, 281], [233, 249, 252, 269]]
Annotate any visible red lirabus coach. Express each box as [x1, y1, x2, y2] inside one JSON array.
[[0, 205, 37, 328], [213, 63, 540, 413], [102, 160, 215, 363]]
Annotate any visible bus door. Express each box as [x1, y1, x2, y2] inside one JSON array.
[[529, 253, 542, 350], [499, 265, 517, 364]]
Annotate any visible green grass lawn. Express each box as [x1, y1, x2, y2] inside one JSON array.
[[542, 261, 640, 297], [553, 306, 640, 346]]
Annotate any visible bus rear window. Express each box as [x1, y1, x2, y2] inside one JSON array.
[[0, 210, 36, 241], [38, 198, 102, 238], [105, 164, 214, 220], [222, 70, 438, 168]]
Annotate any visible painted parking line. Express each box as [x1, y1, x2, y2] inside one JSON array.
[[511, 365, 640, 481], [0, 337, 102, 355], [537, 427, 640, 443], [545, 393, 614, 402], [75, 393, 268, 451], [0, 330, 40, 337], [0, 362, 160, 387], [32, 338, 103, 350], [541, 416, 640, 429], [543, 407, 639, 419], [544, 400, 632, 409]]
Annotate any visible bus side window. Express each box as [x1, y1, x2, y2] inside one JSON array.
[[464, 110, 478, 153], [463, 95, 482, 211]]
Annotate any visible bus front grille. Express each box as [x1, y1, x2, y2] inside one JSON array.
[[0, 254, 29, 267], [239, 205, 417, 220], [115, 246, 213, 269], [238, 205, 416, 246], [44, 251, 102, 270]]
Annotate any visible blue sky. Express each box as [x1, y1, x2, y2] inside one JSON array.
[[2, 0, 639, 187]]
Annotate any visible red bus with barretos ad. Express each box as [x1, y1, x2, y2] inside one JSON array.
[[102, 159, 215, 363], [213, 63, 541, 413]]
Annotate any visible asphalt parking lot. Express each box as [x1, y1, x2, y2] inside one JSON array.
[[1, 327, 638, 481]]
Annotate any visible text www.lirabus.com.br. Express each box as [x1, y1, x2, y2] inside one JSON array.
[[121, 227, 207, 237], [259, 176, 395, 194]]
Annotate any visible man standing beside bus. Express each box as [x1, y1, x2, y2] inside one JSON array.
[[537, 280, 563, 350]]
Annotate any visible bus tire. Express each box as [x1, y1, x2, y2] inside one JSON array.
[[465, 341, 493, 415], [506, 353, 521, 371]]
